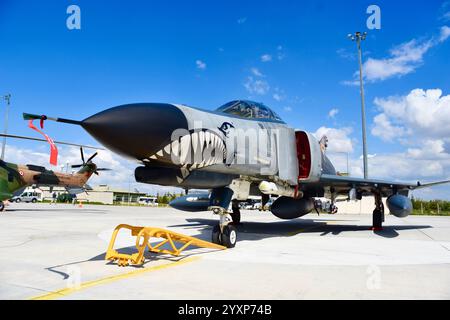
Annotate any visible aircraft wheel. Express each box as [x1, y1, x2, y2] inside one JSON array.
[[230, 207, 241, 224], [211, 224, 222, 245], [221, 225, 237, 248], [0, 202, 5, 212]]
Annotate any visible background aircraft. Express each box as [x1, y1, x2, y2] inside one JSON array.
[[24, 99, 450, 247], [0, 133, 108, 211]]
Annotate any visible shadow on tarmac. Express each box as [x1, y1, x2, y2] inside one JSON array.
[[45, 216, 432, 279], [168, 217, 432, 241]]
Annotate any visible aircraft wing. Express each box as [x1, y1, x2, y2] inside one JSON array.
[[316, 174, 450, 197]]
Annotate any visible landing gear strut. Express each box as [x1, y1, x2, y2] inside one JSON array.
[[372, 192, 384, 231], [209, 188, 238, 248], [230, 201, 241, 224]]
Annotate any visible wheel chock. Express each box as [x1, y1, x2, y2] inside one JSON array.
[[105, 224, 226, 267]]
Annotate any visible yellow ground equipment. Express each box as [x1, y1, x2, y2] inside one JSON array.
[[105, 224, 226, 266]]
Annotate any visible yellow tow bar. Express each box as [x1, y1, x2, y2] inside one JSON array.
[[105, 224, 226, 266]]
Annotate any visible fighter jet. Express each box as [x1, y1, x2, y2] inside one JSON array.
[[24, 100, 450, 247], [0, 133, 108, 211]]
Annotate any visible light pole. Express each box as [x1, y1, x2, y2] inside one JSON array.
[[1, 94, 11, 160], [348, 32, 369, 179]]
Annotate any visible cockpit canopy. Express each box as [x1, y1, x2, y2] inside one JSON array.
[[216, 100, 284, 122]]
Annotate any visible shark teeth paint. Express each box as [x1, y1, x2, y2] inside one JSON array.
[[146, 129, 227, 183]]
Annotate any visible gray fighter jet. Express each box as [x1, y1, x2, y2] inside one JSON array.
[[24, 100, 450, 247]]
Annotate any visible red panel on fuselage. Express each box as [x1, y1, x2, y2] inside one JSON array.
[[296, 131, 311, 179]]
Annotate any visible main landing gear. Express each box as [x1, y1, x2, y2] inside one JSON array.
[[230, 200, 241, 224], [372, 192, 384, 231], [209, 187, 238, 248]]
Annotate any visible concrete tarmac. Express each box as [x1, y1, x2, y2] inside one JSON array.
[[0, 203, 449, 299]]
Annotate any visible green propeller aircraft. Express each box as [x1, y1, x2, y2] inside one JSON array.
[[0, 133, 107, 211]]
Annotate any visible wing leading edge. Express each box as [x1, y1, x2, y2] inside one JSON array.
[[317, 174, 450, 197]]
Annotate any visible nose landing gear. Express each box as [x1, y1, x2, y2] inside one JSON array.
[[211, 211, 237, 248], [209, 187, 238, 248]]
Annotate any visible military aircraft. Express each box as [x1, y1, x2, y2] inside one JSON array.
[[24, 100, 450, 247], [0, 133, 108, 211]]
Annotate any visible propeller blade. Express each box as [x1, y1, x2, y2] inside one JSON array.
[[0, 133, 103, 150], [86, 152, 98, 163], [71, 164, 83, 168], [80, 147, 85, 164]]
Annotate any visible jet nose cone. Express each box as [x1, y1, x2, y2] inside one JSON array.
[[81, 103, 188, 160]]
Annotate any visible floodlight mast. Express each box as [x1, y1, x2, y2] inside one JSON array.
[[348, 31, 369, 179], [1, 94, 11, 161]]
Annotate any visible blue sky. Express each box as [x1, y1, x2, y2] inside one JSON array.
[[0, 1, 450, 198]]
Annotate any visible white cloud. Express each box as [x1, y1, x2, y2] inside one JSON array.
[[244, 76, 269, 95], [273, 94, 282, 101], [366, 88, 450, 196], [272, 87, 285, 101], [250, 67, 264, 77], [344, 28, 450, 83], [439, 25, 450, 42], [195, 60, 206, 70], [283, 106, 292, 112], [406, 139, 447, 160], [363, 39, 433, 82], [276, 45, 285, 60], [237, 17, 247, 24], [373, 88, 450, 139], [441, 2, 450, 21], [367, 153, 448, 180], [313, 127, 354, 153], [328, 108, 339, 118], [336, 48, 355, 60], [261, 54, 272, 62], [340, 79, 359, 87], [371, 113, 407, 141]]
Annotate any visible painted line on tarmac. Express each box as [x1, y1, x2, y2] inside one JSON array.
[[30, 256, 200, 300]]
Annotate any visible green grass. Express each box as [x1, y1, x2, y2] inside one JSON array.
[[411, 209, 450, 216]]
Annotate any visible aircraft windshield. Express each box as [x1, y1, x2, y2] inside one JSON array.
[[216, 100, 283, 121]]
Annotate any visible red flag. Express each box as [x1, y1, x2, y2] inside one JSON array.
[[28, 120, 58, 165]]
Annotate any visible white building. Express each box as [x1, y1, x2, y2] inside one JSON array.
[[20, 185, 148, 205]]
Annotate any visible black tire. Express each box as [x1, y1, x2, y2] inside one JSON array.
[[221, 225, 237, 248], [15, 198, 21, 203], [0, 202, 4, 212], [230, 207, 241, 224], [211, 224, 222, 245], [31, 198, 37, 203]]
